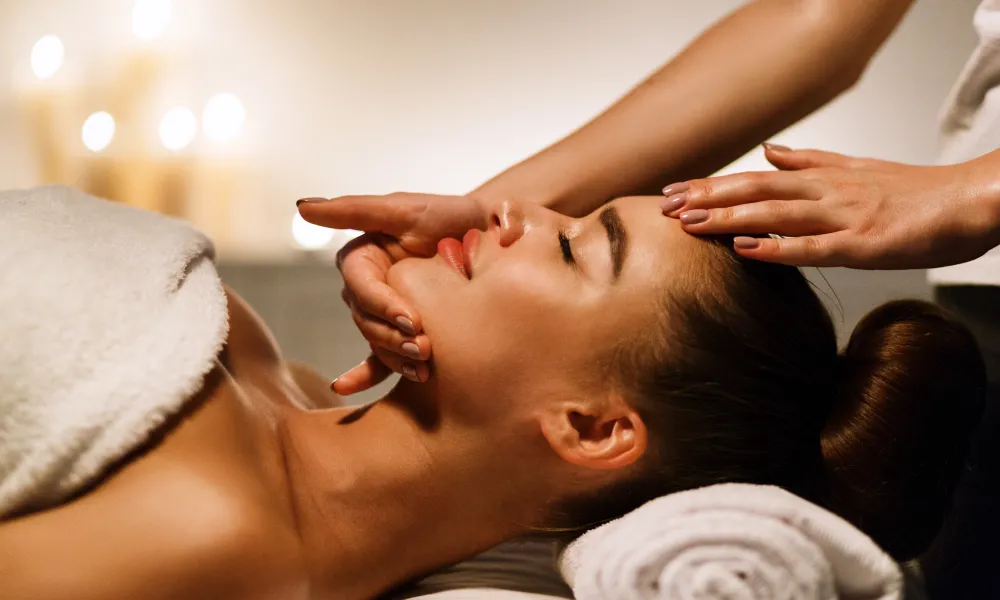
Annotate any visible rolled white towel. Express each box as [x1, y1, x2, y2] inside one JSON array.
[[559, 483, 902, 600]]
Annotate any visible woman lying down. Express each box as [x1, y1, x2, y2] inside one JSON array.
[[0, 186, 985, 599]]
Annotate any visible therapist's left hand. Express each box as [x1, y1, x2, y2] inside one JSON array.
[[298, 193, 489, 394], [661, 146, 1000, 269]]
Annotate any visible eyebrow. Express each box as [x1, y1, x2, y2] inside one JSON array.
[[599, 205, 629, 281]]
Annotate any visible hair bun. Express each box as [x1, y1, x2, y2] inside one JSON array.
[[821, 300, 986, 559]]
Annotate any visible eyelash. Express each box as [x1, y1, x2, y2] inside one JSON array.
[[558, 231, 575, 264]]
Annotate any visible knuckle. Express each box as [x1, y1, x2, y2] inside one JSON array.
[[687, 180, 713, 202], [801, 236, 829, 259], [761, 201, 788, 220]]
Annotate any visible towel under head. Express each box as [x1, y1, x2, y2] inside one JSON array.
[[559, 483, 903, 600], [0, 186, 229, 517]]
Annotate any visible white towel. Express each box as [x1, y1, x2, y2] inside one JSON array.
[[559, 484, 902, 600], [0, 186, 229, 518]]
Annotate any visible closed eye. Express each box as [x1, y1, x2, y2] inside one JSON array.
[[558, 231, 575, 265]]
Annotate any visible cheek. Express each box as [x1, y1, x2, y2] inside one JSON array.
[[434, 266, 597, 412]]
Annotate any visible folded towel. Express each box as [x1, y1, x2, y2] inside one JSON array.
[[0, 186, 228, 518], [559, 483, 902, 600]]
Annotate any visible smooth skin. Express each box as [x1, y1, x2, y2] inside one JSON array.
[[309, 0, 917, 394]]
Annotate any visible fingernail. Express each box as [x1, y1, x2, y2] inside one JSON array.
[[395, 316, 417, 335], [401, 364, 420, 381], [400, 342, 422, 360], [763, 142, 791, 152], [661, 182, 690, 196], [297, 197, 329, 206], [330, 378, 339, 391], [679, 209, 709, 225], [660, 192, 687, 214], [734, 236, 760, 249]]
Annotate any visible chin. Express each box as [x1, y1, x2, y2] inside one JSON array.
[[387, 256, 466, 333]]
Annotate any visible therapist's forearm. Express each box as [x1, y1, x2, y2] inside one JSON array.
[[471, 0, 914, 217]]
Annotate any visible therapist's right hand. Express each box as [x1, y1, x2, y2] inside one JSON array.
[[297, 193, 489, 395]]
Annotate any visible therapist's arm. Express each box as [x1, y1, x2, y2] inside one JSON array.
[[472, 0, 915, 217], [305, 0, 917, 392]]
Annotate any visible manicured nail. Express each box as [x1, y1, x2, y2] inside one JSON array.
[[763, 142, 790, 152], [296, 197, 329, 206], [661, 182, 690, 197], [734, 236, 760, 250], [660, 193, 687, 213], [395, 316, 417, 335], [401, 364, 420, 381], [330, 378, 339, 391], [401, 342, 422, 360], [679, 209, 709, 225]]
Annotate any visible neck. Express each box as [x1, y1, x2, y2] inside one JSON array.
[[278, 381, 556, 599]]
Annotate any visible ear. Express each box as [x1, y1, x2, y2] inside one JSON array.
[[539, 392, 648, 471]]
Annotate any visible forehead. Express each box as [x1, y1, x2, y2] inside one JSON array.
[[604, 196, 710, 286]]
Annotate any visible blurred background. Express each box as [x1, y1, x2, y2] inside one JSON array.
[[0, 0, 980, 402]]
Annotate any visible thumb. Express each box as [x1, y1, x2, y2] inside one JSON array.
[[764, 145, 858, 171]]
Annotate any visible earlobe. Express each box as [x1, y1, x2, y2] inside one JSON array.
[[540, 398, 648, 471]]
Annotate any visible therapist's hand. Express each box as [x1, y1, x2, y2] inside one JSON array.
[[298, 193, 489, 395], [661, 146, 1000, 269]]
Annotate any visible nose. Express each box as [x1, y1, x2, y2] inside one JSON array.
[[488, 199, 526, 248], [487, 199, 565, 249]]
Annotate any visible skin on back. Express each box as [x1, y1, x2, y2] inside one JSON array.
[[0, 288, 344, 600]]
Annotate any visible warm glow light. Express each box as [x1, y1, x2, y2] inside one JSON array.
[[31, 35, 64, 80], [340, 229, 364, 244], [202, 93, 246, 143], [132, 0, 173, 41], [81, 112, 116, 152], [159, 107, 197, 151], [292, 213, 335, 250]]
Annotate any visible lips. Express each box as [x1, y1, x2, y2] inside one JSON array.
[[462, 229, 479, 277], [437, 229, 480, 280], [437, 238, 468, 279]]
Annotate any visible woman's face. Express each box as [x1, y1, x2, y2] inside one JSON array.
[[387, 196, 704, 424]]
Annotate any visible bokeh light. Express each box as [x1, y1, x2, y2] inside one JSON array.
[[159, 106, 197, 151], [292, 212, 335, 250], [31, 35, 64, 80], [202, 93, 246, 143], [132, 0, 173, 41], [81, 112, 116, 152]]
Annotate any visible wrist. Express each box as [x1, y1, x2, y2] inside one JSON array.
[[965, 153, 1000, 248]]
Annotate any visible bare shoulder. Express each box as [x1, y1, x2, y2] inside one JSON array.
[[0, 460, 305, 600]]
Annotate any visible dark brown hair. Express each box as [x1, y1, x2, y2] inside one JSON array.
[[550, 240, 986, 561]]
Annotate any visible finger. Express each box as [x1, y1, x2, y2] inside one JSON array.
[[765, 146, 877, 172], [340, 245, 422, 335], [299, 194, 488, 249], [349, 306, 431, 361], [730, 232, 852, 267], [371, 346, 429, 383], [663, 172, 821, 216], [679, 200, 838, 237], [298, 195, 428, 237], [332, 354, 393, 396]]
